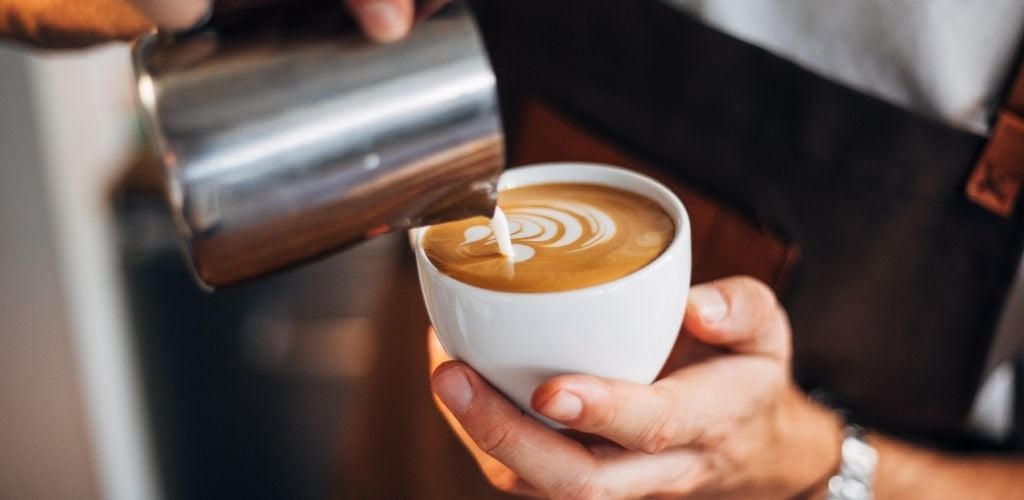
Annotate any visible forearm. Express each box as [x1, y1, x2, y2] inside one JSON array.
[[872, 435, 1024, 499], [785, 390, 1023, 499]]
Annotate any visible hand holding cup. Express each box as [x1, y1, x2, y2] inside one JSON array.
[[429, 277, 844, 499]]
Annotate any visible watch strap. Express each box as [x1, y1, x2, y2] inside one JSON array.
[[826, 425, 879, 500]]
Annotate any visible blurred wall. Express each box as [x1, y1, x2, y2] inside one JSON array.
[[0, 43, 157, 499]]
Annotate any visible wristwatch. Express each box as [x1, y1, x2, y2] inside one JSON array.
[[808, 390, 879, 500], [826, 425, 879, 500]]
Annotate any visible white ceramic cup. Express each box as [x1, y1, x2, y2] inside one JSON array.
[[412, 163, 692, 422]]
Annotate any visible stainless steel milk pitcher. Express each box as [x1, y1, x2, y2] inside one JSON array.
[[132, 0, 504, 287]]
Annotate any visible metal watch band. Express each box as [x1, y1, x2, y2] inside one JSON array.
[[826, 425, 879, 500]]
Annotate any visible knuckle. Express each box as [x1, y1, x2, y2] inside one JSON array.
[[477, 423, 518, 458], [734, 276, 779, 323], [743, 276, 777, 305], [584, 381, 620, 431], [589, 407, 616, 431], [729, 275, 771, 295], [638, 407, 679, 454]]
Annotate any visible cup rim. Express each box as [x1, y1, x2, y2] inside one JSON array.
[[413, 162, 691, 298]]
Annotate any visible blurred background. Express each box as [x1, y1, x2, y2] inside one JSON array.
[[0, 41, 506, 500], [6, 2, 1024, 498]]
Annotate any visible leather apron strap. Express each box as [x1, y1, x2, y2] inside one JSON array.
[[968, 58, 1024, 217]]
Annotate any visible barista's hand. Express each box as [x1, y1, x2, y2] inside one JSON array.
[[345, 0, 450, 43], [1, 0, 447, 48], [0, 0, 148, 47], [0, 0, 212, 48], [429, 277, 845, 499]]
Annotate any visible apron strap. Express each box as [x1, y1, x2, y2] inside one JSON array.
[[967, 59, 1024, 217]]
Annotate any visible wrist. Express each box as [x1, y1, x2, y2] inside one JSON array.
[[868, 434, 937, 499], [771, 386, 845, 498]]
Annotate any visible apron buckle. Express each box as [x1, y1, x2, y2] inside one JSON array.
[[967, 110, 1024, 217]]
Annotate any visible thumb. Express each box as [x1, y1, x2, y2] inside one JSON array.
[[684, 276, 791, 360]]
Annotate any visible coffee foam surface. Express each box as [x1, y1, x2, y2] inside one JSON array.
[[422, 183, 675, 292]]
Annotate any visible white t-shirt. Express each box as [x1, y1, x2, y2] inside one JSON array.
[[667, 0, 1024, 439]]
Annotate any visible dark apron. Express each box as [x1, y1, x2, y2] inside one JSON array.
[[470, 0, 1024, 450]]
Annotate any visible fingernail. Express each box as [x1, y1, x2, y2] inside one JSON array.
[[356, 2, 407, 43], [690, 287, 729, 323], [433, 365, 473, 413], [539, 390, 583, 421]]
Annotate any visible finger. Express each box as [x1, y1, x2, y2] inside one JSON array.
[[432, 387, 542, 497], [431, 362, 597, 498], [131, 0, 211, 31], [344, 0, 414, 43], [535, 355, 784, 454], [414, 0, 453, 21], [533, 375, 681, 454], [9, 1, 152, 48], [587, 444, 708, 498], [425, 330, 542, 497], [684, 276, 791, 359]]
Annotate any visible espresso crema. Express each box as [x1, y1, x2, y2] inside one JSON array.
[[422, 183, 675, 292]]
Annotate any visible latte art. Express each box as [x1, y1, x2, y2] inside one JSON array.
[[423, 183, 675, 292], [464, 201, 618, 264]]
